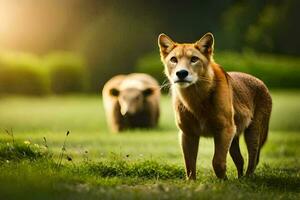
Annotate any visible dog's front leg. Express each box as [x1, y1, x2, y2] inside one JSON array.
[[180, 131, 200, 180], [212, 125, 235, 179]]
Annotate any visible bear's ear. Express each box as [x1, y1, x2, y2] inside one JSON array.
[[109, 88, 120, 97], [143, 88, 154, 97], [195, 32, 214, 57], [158, 33, 176, 58]]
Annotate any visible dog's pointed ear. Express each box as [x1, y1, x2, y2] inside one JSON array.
[[195, 32, 214, 57], [158, 33, 176, 57]]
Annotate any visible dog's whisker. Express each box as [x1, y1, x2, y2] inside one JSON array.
[[160, 79, 171, 90]]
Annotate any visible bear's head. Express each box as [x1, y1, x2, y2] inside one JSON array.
[[109, 87, 154, 116]]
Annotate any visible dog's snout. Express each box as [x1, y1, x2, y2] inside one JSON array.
[[176, 70, 189, 80]]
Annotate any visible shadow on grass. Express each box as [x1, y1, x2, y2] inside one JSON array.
[[240, 166, 300, 192]]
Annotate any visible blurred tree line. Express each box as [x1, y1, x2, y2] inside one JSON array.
[[0, 0, 299, 93]]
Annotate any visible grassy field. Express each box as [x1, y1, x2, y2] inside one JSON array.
[[0, 91, 299, 200]]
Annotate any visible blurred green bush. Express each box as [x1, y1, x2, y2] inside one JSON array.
[[0, 51, 89, 96], [136, 53, 166, 85], [45, 52, 89, 94], [136, 51, 300, 88], [0, 53, 50, 95]]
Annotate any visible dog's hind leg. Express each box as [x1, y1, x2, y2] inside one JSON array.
[[229, 136, 244, 178]]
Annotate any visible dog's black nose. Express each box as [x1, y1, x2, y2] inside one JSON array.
[[176, 70, 189, 80]]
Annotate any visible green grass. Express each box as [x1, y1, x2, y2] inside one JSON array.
[[0, 91, 299, 199]]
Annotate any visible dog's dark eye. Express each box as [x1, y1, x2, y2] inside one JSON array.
[[170, 57, 178, 63], [191, 56, 199, 63]]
